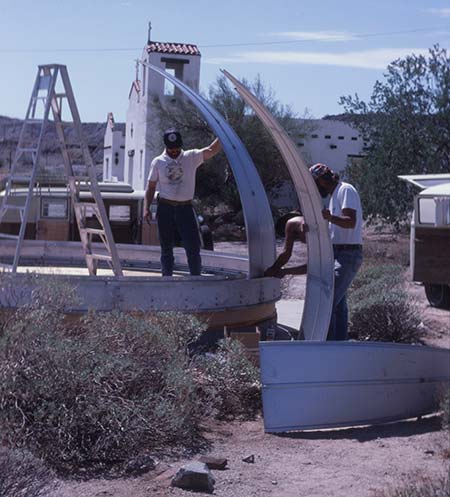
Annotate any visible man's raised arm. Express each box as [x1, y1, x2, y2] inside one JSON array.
[[202, 138, 221, 161]]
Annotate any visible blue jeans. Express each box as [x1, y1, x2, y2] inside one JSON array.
[[327, 245, 363, 341], [156, 201, 201, 276]]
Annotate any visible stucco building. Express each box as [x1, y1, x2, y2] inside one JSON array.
[[103, 28, 201, 191], [103, 29, 364, 192]]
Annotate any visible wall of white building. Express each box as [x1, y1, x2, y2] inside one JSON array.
[[296, 119, 366, 174], [103, 35, 366, 198], [124, 79, 148, 190], [123, 45, 201, 191], [103, 115, 125, 182]]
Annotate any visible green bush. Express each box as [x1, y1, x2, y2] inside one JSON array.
[[441, 387, 450, 433], [348, 264, 425, 343], [0, 274, 262, 476], [374, 476, 449, 497], [0, 449, 55, 497], [0, 306, 209, 475], [350, 263, 404, 292], [195, 338, 261, 420]]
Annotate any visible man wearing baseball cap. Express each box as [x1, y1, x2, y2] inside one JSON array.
[[309, 162, 363, 340], [144, 128, 221, 276]]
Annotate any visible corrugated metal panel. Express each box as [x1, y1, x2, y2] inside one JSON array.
[[260, 341, 450, 432], [398, 173, 450, 189]]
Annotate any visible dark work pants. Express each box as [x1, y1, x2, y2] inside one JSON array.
[[156, 202, 201, 276]]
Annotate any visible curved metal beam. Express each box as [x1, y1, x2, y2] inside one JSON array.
[[144, 62, 275, 278], [222, 69, 334, 341]]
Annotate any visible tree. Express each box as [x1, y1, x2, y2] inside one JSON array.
[[339, 45, 450, 225], [153, 75, 308, 209]]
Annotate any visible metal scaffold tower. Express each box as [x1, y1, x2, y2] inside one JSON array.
[[0, 64, 123, 276]]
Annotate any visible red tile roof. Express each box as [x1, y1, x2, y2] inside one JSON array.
[[146, 41, 201, 56]]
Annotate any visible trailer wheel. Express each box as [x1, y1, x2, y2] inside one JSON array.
[[424, 284, 450, 309]]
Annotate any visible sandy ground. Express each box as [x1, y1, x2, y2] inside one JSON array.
[[54, 416, 449, 497], [51, 235, 450, 496]]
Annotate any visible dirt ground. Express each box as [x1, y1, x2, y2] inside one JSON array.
[[53, 233, 449, 497]]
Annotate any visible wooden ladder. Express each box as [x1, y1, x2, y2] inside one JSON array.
[[0, 64, 123, 276]]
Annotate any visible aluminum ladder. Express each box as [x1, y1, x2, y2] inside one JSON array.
[[0, 64, 123, 276]]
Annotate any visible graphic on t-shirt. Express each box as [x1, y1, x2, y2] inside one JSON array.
[[165, 162, 183, 184]]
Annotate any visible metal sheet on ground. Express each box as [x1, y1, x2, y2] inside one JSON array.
[[260, 341, 450, 432]]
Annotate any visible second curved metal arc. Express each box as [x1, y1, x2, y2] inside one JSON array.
[[222, 69, 334, 341]]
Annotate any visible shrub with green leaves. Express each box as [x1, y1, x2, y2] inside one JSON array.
[[374, 476, 449, 497], [441, 387, 450, 433], [195, 338, 261, 420], [0, 274, 262, 476], [0, 300, 209, 475], [348, 264, 424, 343], [0, 449, 55, 497]]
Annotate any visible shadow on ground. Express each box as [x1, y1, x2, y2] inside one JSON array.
[[273, 415, 443, 443]]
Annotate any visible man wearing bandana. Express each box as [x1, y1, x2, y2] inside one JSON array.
[[265, 163, 363, 341], [144, 128, 221, 276]]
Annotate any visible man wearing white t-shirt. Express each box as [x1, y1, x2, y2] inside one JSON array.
[[144, 129, 221, 276], [309, 163, 363, 340]]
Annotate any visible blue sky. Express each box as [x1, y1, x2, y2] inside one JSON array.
[[1, 0, 449, 123]]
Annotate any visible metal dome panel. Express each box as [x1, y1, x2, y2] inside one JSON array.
[[222, 70, 334, 341]]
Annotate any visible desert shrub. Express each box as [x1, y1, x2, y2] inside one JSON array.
[[195, 338, 261, 420], [348, 264, 425, 343], [374, 475, 450, 497], [441, 387, 450, 432], [0, 305, 209, 475], [350, 263, 403, 292], [0, 449, 56, 497]]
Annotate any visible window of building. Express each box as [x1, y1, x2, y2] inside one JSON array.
[[164, 68, 176, 96], [130, 123, 133, 138], [109, 205, 131, 222], [330, 144, 337, 149], [40, 198, 68, 219], [105, 158, 109, 179], [311, 134, 318, 138], [324, 134, 331, 139], [418, 198, 436, 224], [139, 150, 143, 178], [297, 142, 305, 147], [351, 137, 358, 141], [338, 136, 344, 140]]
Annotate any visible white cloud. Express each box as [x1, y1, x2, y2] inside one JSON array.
[[270, 31, 357, 42], [425, 8, 450, 17], [204, 48, 431, 70]]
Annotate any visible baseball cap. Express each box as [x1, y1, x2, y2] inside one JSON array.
[[163, 128, 183, 148]]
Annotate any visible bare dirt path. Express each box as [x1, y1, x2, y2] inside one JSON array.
[[55, 415, 448, 497]]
